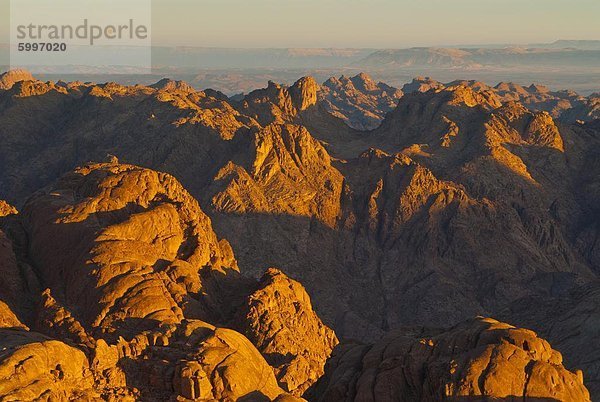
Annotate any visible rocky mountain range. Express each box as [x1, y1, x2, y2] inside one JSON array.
[[319, 73, 403, 130], [5, 41, 599, 97], [402, 77, 600, 124], [0, 69, 599, 401]]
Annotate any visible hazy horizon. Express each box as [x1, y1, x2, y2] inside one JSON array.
[[1, 0, 599, 95], [1, 0, 599, 48]]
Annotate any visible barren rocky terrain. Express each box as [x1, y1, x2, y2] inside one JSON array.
[[0, 69, 598, 401]]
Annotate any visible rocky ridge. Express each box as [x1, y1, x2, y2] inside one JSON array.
[[311, 317, 590, 401], [0, 162, 337, 400], [0, 70, 599, 400], [319, 73, 402, 130], [0, 69, 35, 90], [403, 76, 600, 123]]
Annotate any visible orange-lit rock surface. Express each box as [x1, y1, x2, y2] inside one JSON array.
[[0, 71, 599, 400], [312, 318, 590, 402], [0, 161, 336, 400], [238, 268, 339, 395]]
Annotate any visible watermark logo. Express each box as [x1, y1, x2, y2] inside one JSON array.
[[10, 0, 152, 74]]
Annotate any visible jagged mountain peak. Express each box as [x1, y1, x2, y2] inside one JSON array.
[[528, 83, 551, 94], [0, 69, 36, 90], [492, 101, 564, 150], [494, 81, 529, 94], [440, 84, 503, 109], [349, 72, 378, 92], [3, 79, 67, 98], [289, 76, 319, 111], [446, 79, 494, 93], [401, 76, 444, 94], [319, 73, 402, 130], [358, 147, 393, 160], [239, 76, 319, 124], [149, 78, 196, 93], [378, 83, 502, 141]]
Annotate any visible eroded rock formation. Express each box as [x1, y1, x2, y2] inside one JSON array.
[[312, 318, 590, 402], [0, 162, 338, 400], [0, 71, 599, 400], [319, 73, 402, 130], [238, 268, 339, 396]]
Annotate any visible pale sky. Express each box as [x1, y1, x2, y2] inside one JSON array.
[[150, 0, 600, 48], [2, 0, 599, 48]]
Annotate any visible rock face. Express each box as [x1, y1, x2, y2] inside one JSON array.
[[0, 208, 96, 400], [0, 162, 339, 400], [312, 317, 590, 402], [290, 77, 319, 112], [239, 77, 318, 125], [22, 162, 238, 337], [501, 282, 600, 398], [319, 73, 403, 130], [238, 268, 339, 396], [0, 329, 97, 401], [401, 76, 445, 94], [150, 78, 196, 93], [0, 201, 17, 217], [211, 123, 344, 227], [0, 202, 30, 328], [0, 69, 35, 90], [171, 322, 285, 401]]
